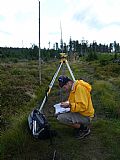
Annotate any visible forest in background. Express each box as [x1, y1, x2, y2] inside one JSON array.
[[0, 38, 120, 62]]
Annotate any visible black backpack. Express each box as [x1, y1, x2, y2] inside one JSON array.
[[28, 109, 53, 139]]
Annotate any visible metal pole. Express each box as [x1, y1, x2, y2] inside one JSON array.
[[60, 21, 63, 53], [65, 60, 76, 81], [38, 0, 41, 85], [39, 62, 63, 112]]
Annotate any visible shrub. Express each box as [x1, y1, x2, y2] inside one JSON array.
[[93, 80, 120, 118], [86, 52, 98, 61]]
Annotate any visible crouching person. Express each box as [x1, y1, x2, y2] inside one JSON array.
[[57, 75, 94, 139]]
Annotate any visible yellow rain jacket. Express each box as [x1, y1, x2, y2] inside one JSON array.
[[68, 80, 94, 118]]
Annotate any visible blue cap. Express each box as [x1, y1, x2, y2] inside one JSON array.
[[58, 75, 71, 88]]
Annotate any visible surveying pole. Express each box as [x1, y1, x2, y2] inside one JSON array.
[[38, 0, 41, 85]]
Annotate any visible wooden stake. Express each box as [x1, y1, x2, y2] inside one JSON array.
[[38, 0, 41, 85]]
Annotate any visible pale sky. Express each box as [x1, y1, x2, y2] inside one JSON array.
[[0, 0, 120, 48]]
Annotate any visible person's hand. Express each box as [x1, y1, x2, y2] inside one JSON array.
[[61, 101, 69, 108]]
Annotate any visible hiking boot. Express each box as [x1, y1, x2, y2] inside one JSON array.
[[75, 128, 90, 139]]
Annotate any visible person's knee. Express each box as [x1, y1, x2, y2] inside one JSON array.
[[57, 113, 72, 124], [57, 114, 64, 123]]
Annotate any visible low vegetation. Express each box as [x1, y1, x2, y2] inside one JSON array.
[[1, 53, 120, 160]]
